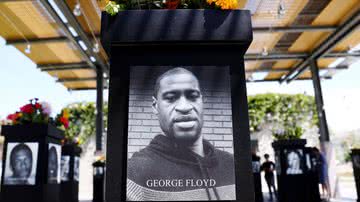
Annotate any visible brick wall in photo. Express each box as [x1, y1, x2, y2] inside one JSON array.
[[127, 66, 234, 158]]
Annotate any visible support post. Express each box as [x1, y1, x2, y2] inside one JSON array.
[[310, 59, 336, 197], [96, 66, 104, 151], [310, 59, 330, 142]]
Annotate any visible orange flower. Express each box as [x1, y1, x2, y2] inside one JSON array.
[[62, 109, 69, 119], [206, 0, 238, 9]]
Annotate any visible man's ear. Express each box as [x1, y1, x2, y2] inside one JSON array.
[[152, 96, 159, 115]]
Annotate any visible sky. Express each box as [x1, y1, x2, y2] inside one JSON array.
[[0, 36, 359, 134]]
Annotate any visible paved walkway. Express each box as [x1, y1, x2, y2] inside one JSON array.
[[263, 193, 356, 202], [262, 192, 357, 202]]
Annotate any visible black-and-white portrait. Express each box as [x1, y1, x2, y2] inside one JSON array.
[[126, 66, 235, 201], [306, 153, 312, 170], [275, 151, 281, 175], [94, 166, 104, 176], [61, 155, 70, 182], [3, 142, 38, 185], [252, 161, 261, 173], [48, 143, 61, 184], [74, 156, 79, 181], [353, 155, 360, 169], [285, 149, 303, 175]]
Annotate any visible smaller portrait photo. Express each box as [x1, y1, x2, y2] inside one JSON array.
[[285, 149, 303, 175], [306, 153, 312, 170], [275, 151, 281, 175], [94, 166, 104, 176], [252, 161, 260, 173], [61, 156, 70, 182], [3, 142, 39, 185], [74, 156, 80, 181], [48, 143, 61, 184], [353, 155, 360, 169]]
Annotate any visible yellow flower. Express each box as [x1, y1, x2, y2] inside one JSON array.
[[63, 109, 69, 119], [95, 155, 106, 162], [206, 0, 238, 10]]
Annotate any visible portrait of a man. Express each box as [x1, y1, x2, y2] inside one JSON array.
[[74, 156, 80, 181], [126, 67, 236, 201], [48, 143, 61, 184], [61, 156, 70, 182], [353, 155, 360, 169], [285, 149, 303, 175], [3, 142, 38, 185]]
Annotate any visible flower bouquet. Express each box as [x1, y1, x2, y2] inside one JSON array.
[[104, 0, 238, 16], [5, 98, 51, 125]]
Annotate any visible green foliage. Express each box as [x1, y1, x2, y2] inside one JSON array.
[[272, 125, 303, 140], [61, 93, 317, 143], [339, 131, 360, 163], [62, 102, 108, 145], [248, 93, 318, 140]]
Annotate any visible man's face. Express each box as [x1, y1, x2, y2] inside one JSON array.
[[48, 150, 58, 177], [153, 72, 204, 145], [288, 152, 299, 169], [12, 150, 32, 178]]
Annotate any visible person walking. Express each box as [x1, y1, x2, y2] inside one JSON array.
[[313, 147, 330, 200], [261, 154, 277, 201]]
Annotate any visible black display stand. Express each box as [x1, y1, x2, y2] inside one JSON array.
[[93, 161, 105, 202], [101, 9, 254, 202], [351, 149, 360, 202], [60, 144, 82, 202], [303, 147, 321, 202], [272, 139, 320, 202], [252, 154, 263, 202], [0, 124, 64, 202]]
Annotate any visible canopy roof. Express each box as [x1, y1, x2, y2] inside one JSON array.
[[0, 0, 359, 90]]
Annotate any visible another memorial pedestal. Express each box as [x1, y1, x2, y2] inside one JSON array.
[[0, 124, 63, 202], [252, 154, 263, 202], [93, 161, 105, 202], [272, 139, 320, 202], [351, 149, 360, 202], [60, 144, 82, 202]]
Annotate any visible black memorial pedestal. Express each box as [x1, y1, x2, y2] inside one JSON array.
[[272, 139, 320, 202], [304, 147, 321, 202], [0, 124, 64, 202], [101, 9, 254, 202], [252, 154, 263, 202], [93, 161, 105, 202], [351, 149, 360, 202], [60, 144, 82, 202]]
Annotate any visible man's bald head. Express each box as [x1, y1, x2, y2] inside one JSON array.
[[153, 67, 200, 99]]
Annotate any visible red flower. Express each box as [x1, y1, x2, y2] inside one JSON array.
[[35, 103, 41, 109], [59, 117, 69, 129], [20, 104, 34, 114], [7, 113, 16, 121]]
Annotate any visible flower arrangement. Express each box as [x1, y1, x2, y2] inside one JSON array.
[[55, 108, 83, 146], [5, 98, 51, 125], [61, 136, 82, 146], [94, 154, 106, 164], [3, 98, 70, 133], [272, 125, 304, 140], [104, 0, 238, 16], [55, 109, 70, 130]]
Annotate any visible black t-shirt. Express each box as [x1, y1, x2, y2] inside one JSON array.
[[261, 161, 275, 177]]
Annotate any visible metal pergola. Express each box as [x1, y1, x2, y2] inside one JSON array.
[[0, 0, 359, 156]]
